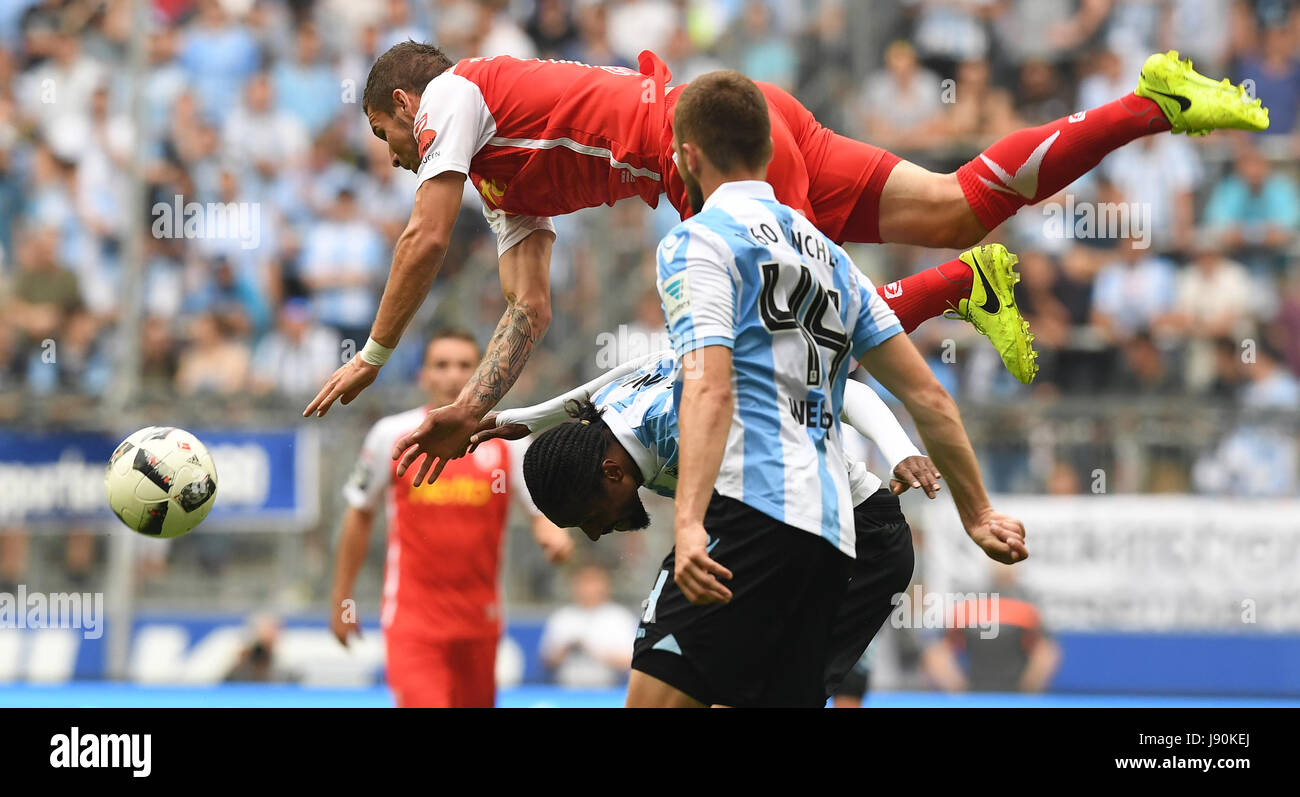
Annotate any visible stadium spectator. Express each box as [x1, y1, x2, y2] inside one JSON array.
[[174, 312, 251, 397], [1115, 330, 1182, 396], [1240, 337, 1300, 410], [905, 0, 995, 76], [224, 614, 298, 683], [607, 0, 677, 66], [26, 307, 109, 396], [1090, 236, 1178, 344], [1015, 59, 1071, 126], [730, 1, 797, 91], [272, 22, 343, 137], [1099, 134, 1201, 253], [1044, 244, 1115, 392], [539, 564, 638, 688], [223, 72, 311, 177], [1157, 234, 1259, 392], [6, 225, 80, 352], [990, 0, 1099, 68], [921, 565, 1061, 693], [571, 0, 630, 67], [1203, 142, 1300, 273], [299, 186, 385, 345], [1232, 22, 1300, 148], [138, 315, 179, 397], [659, 25, 726, 86], [934, 57, 1023, 152], [378, 0, 427, 53], [465, 0, 539, 60], [1013, 250, 1071, 386], [525, 0, 581, 61], [178, 0, 261, 125], [250, 298, 342, 398], [858, 40, 945, 154], [1194, 343, 1299, 497], [14, 28, 103, 149], [182, 255, 268, 342], [1275, 271, 1300, 377], [1077, 47, 1135, 112]]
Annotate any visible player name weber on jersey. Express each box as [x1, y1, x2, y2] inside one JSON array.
[[655, 180, 902, 557]]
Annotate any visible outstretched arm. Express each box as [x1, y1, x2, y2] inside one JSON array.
[[857, 333, 1027, 563], [473, 350, 671, 440], [304, 172, 464, 418], [459, 227, 555, 416], [392, 227, 556, 485]]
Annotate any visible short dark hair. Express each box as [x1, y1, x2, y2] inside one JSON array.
[[426, 327, 480, 355], [522, 400, 610, 525], [363, 41, 454, 115], [673, 70, 772, 174]]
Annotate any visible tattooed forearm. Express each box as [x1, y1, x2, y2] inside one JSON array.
[[462, 300, 543, 416]]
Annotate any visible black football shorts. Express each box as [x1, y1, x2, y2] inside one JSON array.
[[631, 493, 851, 707]]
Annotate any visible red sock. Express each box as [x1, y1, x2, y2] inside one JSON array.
[[878, 257, 973, 333], [956, 93, 1171, 231]]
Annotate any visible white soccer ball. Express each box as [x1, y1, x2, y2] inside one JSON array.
[[104, 426, 219, 538]]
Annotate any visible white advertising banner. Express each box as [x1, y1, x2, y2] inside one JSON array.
[[917, 496, 1300, 632]]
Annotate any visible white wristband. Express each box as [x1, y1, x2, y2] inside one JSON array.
[[359, 337, 394, 367]]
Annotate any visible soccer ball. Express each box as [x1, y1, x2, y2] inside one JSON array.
[[104, 426, 219, 538]]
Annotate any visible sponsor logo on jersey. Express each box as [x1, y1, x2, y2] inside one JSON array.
[[478, 177, 507, 208], [417, 127, 438, 159], [406, 475, 495, 507], [660, 274, 692, 324]]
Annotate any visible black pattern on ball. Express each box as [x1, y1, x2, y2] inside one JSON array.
[[176, 476, 216, 512]]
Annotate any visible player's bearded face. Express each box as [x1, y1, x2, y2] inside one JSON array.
[[579, 486, 650, 541], [676, 139, 705, 214], [615, 493, 651, 533], [368, 108, 419, 172]]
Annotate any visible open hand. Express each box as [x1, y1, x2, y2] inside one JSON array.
[[304, 357, 380, 418], [392, 404, 482, 486]]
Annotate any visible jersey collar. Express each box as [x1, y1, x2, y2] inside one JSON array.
[[701, 179, 775, 213]]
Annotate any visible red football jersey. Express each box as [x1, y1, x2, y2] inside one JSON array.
[[412, 51, 673, 233], [344, 407, 540, 640], [410, 50, 833, 252]]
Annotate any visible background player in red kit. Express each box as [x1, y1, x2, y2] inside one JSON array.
[[329, 329, 574, 708], [305, 43, 1268, 483]]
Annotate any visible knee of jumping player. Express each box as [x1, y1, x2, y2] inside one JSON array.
[[878, 167, 989, 249], [930, 173, 989, 249]]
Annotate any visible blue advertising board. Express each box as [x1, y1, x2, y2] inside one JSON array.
[[0, 428, 319, 530]]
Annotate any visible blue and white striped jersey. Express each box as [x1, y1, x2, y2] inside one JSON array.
[[655, 180, 902, 556], [583, 352, 904, 511]]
